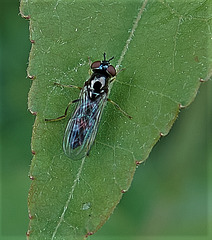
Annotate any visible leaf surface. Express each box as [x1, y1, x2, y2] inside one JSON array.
[[20, 0, 211, 239]]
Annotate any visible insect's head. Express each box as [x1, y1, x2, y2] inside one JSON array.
[[91, 53, 116, 77]]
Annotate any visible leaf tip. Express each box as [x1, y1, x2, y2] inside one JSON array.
[[26, 230, 31, 238], [179, 103, 185, 109], [28, 213, 34, 220], [20, 13, 31, 20], [200, 78, 205, 83], [85, 231, 94, 238], [31, 150, 36, 155], [29, 109, 37, 116], [135, 159, 145, 166], [29, 175, 36, 180], [160, 132, 165, 137], [135, 160, 141, 166], [27, 75, 36, 80]]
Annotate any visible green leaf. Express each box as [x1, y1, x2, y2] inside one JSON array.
[[20, 0, 211, 239]]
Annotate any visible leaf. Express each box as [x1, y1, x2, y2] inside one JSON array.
[[20, 0, 211, 239]]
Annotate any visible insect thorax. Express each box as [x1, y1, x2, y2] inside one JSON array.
[[86, 72, 109, 100]]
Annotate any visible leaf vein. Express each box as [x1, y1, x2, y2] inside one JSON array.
[[116, 0, 149, 70], [51, 157, 86, 239]]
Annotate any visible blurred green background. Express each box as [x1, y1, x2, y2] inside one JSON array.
[[0, 1, 211, 240]]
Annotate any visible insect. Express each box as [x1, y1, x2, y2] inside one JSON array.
[[45, 53, 132, 160]]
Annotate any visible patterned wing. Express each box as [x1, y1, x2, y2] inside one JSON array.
[[63, 90, 107, 160]]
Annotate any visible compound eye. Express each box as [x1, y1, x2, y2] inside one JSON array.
[[107, 65, 116, 77], [91, 61, 101, 69]]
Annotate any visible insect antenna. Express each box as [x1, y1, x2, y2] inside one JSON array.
[[103, 52, 114, 63], [103, 52, 106, 61], [108, 56, 114, 62]]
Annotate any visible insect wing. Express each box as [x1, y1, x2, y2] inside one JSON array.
[[63, 91, 107, 160]]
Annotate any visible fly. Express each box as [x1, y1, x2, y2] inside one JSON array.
[[45, 53, 132, 160]]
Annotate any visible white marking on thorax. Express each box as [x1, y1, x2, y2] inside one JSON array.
[[90, 76, 106, 90]]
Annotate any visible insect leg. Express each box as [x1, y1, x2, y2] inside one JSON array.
[[116, 68, 126, 75], [109, 76, 116, 84], [88, 56, 92, 66], [107, 98, 132, 119], [54, 82, 82, 90], [88, 57, 93, 76], [45, 99, 80, 122], [109, 69, 125, 84]]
